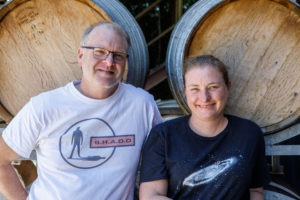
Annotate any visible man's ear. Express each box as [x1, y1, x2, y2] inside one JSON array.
[[77, 47, 84, 66]]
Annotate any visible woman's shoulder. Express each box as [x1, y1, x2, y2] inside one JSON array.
[[227, 114, 259, 127], [153, 115, 189, 131], [226, 114, 263, 137], [147, 116, 189, 140]]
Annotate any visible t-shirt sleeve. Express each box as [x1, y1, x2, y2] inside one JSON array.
[[152, 102, 163, 127], [144, 97, 162, 139], [250, 129, 271, 188], [140, 127, 167, 183], [149, 97, 163, 128], [2, 100, 41, 158]]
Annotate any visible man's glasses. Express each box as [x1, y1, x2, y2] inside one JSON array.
[[81, 46, 128, 64]]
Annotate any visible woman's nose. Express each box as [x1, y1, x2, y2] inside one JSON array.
[[199, 89, 210, 101]]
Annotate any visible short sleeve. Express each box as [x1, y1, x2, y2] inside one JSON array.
[[142, 94, 162, 139], [2, 100, 41, 158], [151, 101, 163, 127], [140, 127, 167, 183], [250, 130, 270, 188]]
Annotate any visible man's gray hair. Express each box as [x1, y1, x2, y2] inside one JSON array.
[[80, 21, 131, 49]]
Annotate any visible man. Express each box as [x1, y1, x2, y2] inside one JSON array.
[[0, 21, 162, 200]]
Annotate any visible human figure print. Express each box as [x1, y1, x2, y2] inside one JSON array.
[[68, 127, 83, 159]]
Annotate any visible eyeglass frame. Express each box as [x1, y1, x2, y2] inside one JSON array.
[[81, 46, 129, 64]]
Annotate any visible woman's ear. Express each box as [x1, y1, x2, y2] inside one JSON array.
[[227, 80, 231, 91]]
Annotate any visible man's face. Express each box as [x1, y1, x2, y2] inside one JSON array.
[[78, 25, 128, 92]]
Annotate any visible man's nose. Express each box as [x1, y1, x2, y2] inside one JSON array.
[[103, 52, 114, 66]]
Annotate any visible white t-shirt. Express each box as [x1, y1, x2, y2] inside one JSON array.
[[3, 81, 162, 200]]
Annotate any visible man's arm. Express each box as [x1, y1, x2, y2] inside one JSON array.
[[250, 187, 264, 200], [139, 179, 172, 200], [0, 135, 28, 200]]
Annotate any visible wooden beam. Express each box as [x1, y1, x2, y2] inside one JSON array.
[[175, 0, 183, 22], [135, 0, 164, 20], [147, 25, 174, 46], [266, 145, 300, 156], [144, 63, 167, 90]]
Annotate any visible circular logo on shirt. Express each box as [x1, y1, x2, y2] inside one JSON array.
[[60, 118, 135, 169], [59, 118, 116, 169]]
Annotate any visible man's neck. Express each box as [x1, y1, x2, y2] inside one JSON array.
[[75, 81, 119, 99]]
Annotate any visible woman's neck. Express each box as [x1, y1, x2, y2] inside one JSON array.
[[188, 115, 228, 137]]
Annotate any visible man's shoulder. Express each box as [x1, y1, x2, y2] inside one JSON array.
[[120, 83, 153, 100], [31, 82, 72, 104]]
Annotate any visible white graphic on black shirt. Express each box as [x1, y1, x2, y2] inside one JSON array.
[[183, 157, 237, 187]]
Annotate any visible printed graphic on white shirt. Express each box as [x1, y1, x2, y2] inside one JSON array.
[[59, 118, 135, 169]]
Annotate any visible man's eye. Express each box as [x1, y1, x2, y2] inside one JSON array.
[[113, 53, 125, 61], [209, 85, 218, 89], [95, 49, 108, 56]]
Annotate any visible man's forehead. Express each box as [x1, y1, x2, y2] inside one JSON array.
[[89, 25, 123, 40], [83, 23, 128, 50], [91, 24, 114, 35]]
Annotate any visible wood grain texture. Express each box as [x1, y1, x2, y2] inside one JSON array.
[[13, 160, 37, 187], [188, 0, 300, 128], [0, 0, 111, 119]]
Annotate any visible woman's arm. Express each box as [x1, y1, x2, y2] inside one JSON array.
[[139, 179, 172, 200], [249, 187, 264, 200]]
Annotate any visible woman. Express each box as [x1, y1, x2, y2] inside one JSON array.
[[139, 55, 270, 200]]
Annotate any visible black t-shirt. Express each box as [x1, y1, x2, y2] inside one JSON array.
[[140, 115, 270, 200]]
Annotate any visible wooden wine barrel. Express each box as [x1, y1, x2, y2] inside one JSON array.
[[0, 0, 148, 123], [13, 160, 37, 187], [264, 180, 300, 200], [156, 99, 185, 122], [166, 0, 300, 134]]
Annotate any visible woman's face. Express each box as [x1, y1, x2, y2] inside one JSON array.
[[184, 64, 230, 121]]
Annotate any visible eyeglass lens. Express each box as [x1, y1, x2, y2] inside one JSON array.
[[93, 48, 127, 63]]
